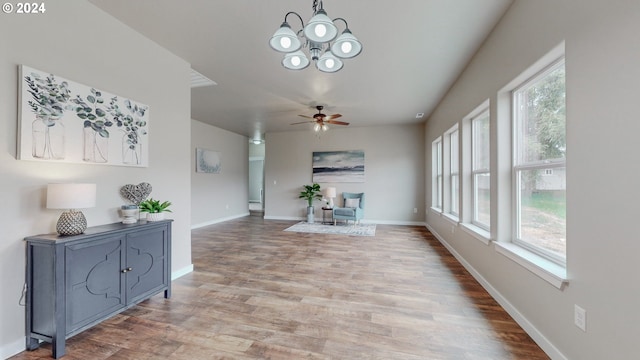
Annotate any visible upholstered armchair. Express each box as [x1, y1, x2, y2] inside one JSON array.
[[333, 192, 364, 225]]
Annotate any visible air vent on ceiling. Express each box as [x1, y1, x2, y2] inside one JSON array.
[[190, 69, 217, 88]]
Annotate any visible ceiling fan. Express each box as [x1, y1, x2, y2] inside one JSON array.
[[291, 105, 349, 132]]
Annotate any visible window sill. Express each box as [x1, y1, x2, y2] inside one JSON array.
[[430, 207, 442, 215], [442, 213, 459, 225], [460, 223, 491, 245], [494, 242, 568, 290]]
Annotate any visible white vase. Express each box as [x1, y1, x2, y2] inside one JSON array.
[[146, 212, 165, 221], [120, 208, 139, 224], [306, 206, 314, 224]]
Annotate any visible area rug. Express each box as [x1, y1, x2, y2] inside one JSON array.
[[284, 221, 376, 237]]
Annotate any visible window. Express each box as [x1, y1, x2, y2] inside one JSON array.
[[432, 137, 442, 210], [448, 127, 459, 217], [512, 58, 566, 264], [472, 109, 490, 230]]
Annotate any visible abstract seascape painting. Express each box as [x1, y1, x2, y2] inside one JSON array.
[[312, 150, 365, 183]]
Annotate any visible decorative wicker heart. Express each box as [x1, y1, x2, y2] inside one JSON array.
[[120, 182, 152, 205]]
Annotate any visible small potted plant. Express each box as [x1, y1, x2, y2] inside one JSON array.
[[299, 183, 322, 223], [139, 198, 172, 221]]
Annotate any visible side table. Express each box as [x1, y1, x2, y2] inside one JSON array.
[[321, 207, 334, 225]]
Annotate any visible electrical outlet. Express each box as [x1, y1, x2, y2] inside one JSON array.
[[413, 208, 418, 214], [574, 305, 586, 332], [225, 204, 230, 210]]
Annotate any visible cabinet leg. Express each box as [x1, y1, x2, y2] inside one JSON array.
[[51, 336, 65, 359], [26, 337, 39, 351]]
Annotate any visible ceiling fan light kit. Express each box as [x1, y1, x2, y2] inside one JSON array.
[[269, 0, 362, 73], [313, 123, 328, 132], [291, 105, 349, 132]]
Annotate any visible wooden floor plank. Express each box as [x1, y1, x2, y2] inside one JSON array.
[[10, 217, 549, 359]]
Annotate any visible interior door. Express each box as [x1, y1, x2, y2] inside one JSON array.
[[249, 159, 264, 204]]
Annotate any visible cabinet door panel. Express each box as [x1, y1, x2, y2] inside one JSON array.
[[126, 226, 168, 302], [65, 236, 125, 333]]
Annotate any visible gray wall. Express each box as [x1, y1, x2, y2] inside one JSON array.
[[0, 1, 192, 357], [191, 120, 249, 228], [265, 124, 425, 224], [424, 0, 640, 359]]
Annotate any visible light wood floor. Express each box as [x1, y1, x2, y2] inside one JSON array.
[[11, 217, 549, 359]]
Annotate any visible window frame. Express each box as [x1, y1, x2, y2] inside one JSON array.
[[446, 125, 459, 218], [511, 57, 566, 266], [471, 108, 491, 231], [432, 137, 443, 211]]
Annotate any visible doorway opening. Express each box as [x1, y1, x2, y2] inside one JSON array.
[[249, 141, 265, 217]]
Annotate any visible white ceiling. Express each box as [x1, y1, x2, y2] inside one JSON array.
[[90, 0, 513, 141]]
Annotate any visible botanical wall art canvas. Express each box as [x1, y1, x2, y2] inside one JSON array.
[[18, 65, 150, 167], [196, 148, 222, 173], [312, 150, 365, 183]]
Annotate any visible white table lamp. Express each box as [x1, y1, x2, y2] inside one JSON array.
[[47, 183, 97, 235], [325, 187, 337, 208]]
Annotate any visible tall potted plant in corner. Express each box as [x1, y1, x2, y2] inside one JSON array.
[[299, 183, 322, 223]]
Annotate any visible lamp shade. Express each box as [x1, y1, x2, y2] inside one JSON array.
[[325, 187, 337, 198], [47, 183, 97, 209], [331, 29, 362, 59], [303, 9, 338, 43], [269, 22, 302, 53], [282, 50, 310, 70], [316, 51, 343, 73]]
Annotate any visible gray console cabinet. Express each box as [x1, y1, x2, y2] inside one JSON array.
[[25, 220, 172, 359]]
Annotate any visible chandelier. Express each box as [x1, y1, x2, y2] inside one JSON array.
[[269, 0, 363, 73]]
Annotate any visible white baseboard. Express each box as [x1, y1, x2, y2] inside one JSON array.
[[263, 216, 425, 226], [263, 215, 304, 221], [171, 264, 194, 280], [191, 213, 250, 229], [425, 224, 567, 360], [1, 337, 27, 359], [367, 219, 426, 226]]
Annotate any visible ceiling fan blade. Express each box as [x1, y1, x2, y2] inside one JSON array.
[[326, 114, 342, 120], [290, 121, 315, 125], [298, 114, 314, 119], [326, 120, 349, 126]]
